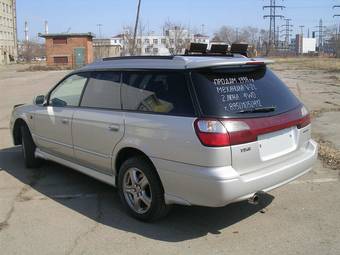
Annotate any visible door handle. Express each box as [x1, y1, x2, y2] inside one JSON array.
[[61, 118, 69, 124], [108, 124, 120, 132]]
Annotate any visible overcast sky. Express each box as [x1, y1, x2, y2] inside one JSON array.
[[17, 0, 340, 40]]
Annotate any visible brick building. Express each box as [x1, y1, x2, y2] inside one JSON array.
[[0, 0, 18, 64], [39, 33, 94, 68]]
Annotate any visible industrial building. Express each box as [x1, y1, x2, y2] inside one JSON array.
[[0, 0, 17, 64], [39, 33, 94, 68], [295, 34, 317, 54]]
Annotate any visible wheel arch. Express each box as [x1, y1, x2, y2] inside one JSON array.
[[12, 118, 28, 145], [114, 147, 164, 191]]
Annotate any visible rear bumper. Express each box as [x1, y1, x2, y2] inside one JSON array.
[[153, 139, 318, 207]]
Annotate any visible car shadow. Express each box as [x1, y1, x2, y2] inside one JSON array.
[[0, 146, 274, 242]]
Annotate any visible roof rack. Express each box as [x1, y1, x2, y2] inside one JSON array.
[[102, 56, 175, 61]]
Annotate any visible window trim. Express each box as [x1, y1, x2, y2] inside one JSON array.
[[45, 69, 199, 117]]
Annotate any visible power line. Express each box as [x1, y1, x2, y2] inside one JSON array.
[[263, 0, 285, 47], [314, 19, 326, 50], [280, 18, 293, 46]]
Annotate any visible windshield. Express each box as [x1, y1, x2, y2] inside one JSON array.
[[191, 66, 301, 118]]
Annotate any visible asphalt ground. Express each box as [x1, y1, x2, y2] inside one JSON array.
[[0, 63, 339, 255]]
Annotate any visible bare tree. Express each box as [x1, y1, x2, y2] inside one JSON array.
[[18, 40, 45, 62], [162, 21, 190, 54], [213, 26, 237, 45]]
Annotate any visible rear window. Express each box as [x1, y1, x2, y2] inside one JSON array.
[[191, 66, 301, 117]]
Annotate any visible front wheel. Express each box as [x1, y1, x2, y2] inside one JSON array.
[[21, 125, 41, 168], [118, 157, 170, 221]]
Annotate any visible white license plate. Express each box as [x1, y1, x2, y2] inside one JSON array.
[[258, 127, 297, 161]]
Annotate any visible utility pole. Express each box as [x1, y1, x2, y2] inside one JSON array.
[[299, 25, 305, 37], [280, 18, 293, 49], [263, 0, 285, 49], [315, 19, 326, 51], [96, 24, 103, 38], [132, 0, 142, 56], [333, 4, 340, 57], [201, 24, 205, 35]]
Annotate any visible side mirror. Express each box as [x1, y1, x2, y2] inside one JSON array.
[[34, 95, 46, 105]]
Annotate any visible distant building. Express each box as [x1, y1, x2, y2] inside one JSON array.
[[39, 33, 94, 68], [193, 34, 210, 44], [0, 0, 17, 64], [93, 38, 122, 59], [295, 35, 316, 54], [110, 30, 210, 57]]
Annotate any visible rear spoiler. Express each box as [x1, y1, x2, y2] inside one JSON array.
[[182, 57, 275, 70]]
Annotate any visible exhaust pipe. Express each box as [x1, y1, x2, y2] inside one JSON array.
[[248, 192, 262, 205]]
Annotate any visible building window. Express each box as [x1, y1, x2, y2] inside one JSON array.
[[153, 39, 158, 45], [145, 48, 151, 53], [145, 39, 150, 44], [161, 38, 166, 44], [53, 37, 67, 45], [153, 48, 159, 54], [54, 56, 68, 64]]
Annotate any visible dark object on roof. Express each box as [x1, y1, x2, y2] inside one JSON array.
[[188, 43, 208, 54], [230, 43, 249, 57], [210, 44, 230, 54]]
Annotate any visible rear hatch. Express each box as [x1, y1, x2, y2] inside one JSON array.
[[191, 63, 311, 175]]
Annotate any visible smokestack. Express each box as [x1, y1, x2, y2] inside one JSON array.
[[24, 21, 29, 41], [44, 20, 48, 34]]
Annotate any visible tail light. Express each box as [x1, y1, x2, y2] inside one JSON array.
[[297, 105, 311, 129], [194, 105, 311, 147], [194, 119, 230, 147], [194, 119, 251, 147]]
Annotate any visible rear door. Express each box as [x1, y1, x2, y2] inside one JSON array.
[[191, 65, 309, 174], [72, 71, 124, 175], [34, 73, 88, 160]]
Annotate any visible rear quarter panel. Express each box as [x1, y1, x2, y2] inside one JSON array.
[[112, 112, 232, 173]]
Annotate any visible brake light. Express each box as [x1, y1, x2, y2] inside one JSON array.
[[194, 105, 311, 147], [297, 105, 311, 129], [246, 61, 265, 65], [194, 119, 230, 147], [194, 119, 251, 147]]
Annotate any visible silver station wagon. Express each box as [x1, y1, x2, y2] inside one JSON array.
[[10, 53, 318, 221]]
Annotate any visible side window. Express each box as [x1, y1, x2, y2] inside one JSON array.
[[80, 72, 121, 110], [122, 72, 195, 116], [49, 74, 88, 107]]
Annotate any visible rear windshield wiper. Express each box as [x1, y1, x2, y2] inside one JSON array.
[[237, 106, 276, 114]]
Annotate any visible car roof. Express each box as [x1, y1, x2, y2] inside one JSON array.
[[76, 55, 273, 73]]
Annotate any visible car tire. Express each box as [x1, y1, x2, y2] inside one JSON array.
[[21, 124, 41, 168], [118, 157, 170, 222]]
